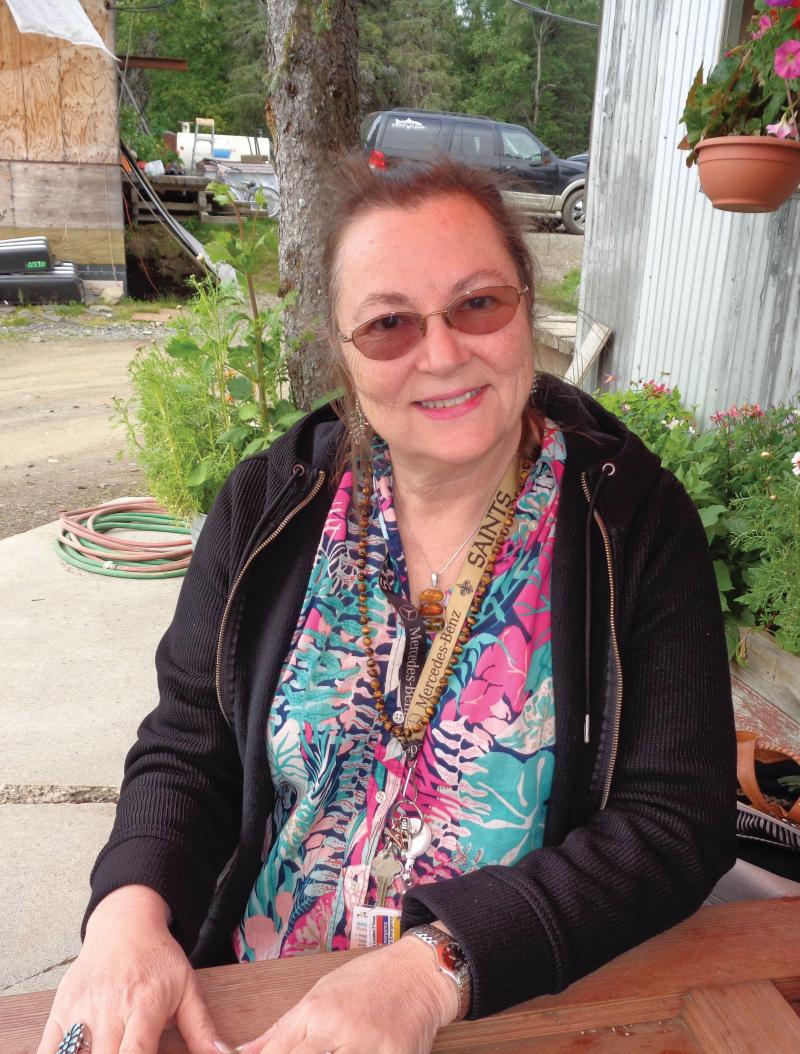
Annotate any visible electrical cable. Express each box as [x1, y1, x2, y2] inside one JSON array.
[[507, 0, 599, 30], [109, 0, 182, 12], [55, 498, 193, 579]]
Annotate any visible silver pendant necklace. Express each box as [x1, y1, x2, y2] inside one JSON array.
[[393, 487, 484, 590]]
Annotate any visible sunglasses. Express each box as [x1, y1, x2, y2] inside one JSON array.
[[339, 284, 529, 361]]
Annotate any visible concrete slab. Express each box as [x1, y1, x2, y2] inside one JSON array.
[[2, 520, 182, 787], [0, 804, 116, 995]]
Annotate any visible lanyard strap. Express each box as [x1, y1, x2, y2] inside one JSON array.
[[385, 458, 519, 750]]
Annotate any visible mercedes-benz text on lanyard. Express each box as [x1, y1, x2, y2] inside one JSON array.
[[379, 457, 519, 758]]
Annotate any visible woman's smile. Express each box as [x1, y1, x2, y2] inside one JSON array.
[[414, 385, 487, 418]]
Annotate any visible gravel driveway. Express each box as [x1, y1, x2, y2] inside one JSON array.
[[0, 327, 148, 540]]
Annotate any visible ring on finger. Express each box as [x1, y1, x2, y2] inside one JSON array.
[[55, 1023, 91, 1054]]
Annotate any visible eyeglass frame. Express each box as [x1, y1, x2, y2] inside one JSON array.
[[338, 283, 530, 355]]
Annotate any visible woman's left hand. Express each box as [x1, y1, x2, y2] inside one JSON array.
[[235, 934, 459, 1054]]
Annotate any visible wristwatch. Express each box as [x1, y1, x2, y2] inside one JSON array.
[[405, 923, 472, 1020]]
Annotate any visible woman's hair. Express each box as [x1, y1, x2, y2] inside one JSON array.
[[320, 153, 543, 476]]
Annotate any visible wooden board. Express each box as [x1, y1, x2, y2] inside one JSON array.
[[0, 0, 116, 165], [733, 630, 800, 727], [683, 980, 800, 1053], [4, 900, 799, 1054], [0, 226, 124, 267], [566, 320, 612, 386], [0, 4, 29, 161], [6, 161, 123, 230], [18, 31, 65, 163], [82, 0, 114, 48], [0, 162, 14, 224], [732, 675, 800, 754], [60, 0, 117, 164], [59, 47, 118, 164]]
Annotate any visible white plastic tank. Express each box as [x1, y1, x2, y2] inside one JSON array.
[[176, 122, 272, 172]]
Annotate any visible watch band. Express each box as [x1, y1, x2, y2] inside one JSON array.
[[405, 923, 472, 1021]]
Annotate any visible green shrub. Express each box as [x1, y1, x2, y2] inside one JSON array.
[[115, 280, 303, 520], [115, 193, 313, 520], [734, 472, 800, 654], [597, 381, 800, 656]]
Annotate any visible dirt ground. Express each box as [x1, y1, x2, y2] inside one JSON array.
[[0, 232, 583, 541], [0, 338, 145, 540]]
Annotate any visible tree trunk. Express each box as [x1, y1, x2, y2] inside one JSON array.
[[531, 13, 549, 128], [264, 0, 360, 410]]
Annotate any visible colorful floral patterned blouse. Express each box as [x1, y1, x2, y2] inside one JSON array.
[[234, 423, 566, 961]]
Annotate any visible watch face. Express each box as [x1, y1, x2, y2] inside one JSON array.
[[441, 941, 465, 970]]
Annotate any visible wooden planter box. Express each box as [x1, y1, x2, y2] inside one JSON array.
[[731, 630, 800, 750]]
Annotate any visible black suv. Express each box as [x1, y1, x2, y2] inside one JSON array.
[[361, 109, 587, 234]]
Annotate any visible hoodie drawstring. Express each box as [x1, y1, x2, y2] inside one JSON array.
[[583, 462, 616, 744]]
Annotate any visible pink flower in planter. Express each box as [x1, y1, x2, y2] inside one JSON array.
[[792, 452, 800, 476], [775, 39, 800, 79], [767, 116, 800, 138], [644, 380, 669, 396], [752, 14, 774, 38], [765, 0, 794, 7]]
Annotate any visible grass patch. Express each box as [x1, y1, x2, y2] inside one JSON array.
[[53, 301, 86, 316], [538, 267, 581, 314], [0, 311, 32, 326], [113, 296, 184, 321], [0, 298, 184, 332]]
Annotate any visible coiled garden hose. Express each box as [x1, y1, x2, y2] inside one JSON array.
[[55, 498, 193, 578]]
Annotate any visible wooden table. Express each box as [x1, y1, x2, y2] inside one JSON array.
[[4, 900, 800, 1053]]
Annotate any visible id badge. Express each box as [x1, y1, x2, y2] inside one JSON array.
[[350, 906, 402, 949]]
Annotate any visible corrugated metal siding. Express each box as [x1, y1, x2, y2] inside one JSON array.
[[578, 0, 800, 422]]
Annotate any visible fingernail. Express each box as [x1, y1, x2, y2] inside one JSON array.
[[214, 1042, 234, 1053]]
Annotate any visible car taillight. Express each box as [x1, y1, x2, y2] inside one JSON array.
[[368, 149, 386, 170]]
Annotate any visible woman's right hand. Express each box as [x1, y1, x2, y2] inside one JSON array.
[[36, 886, 227, 1054]]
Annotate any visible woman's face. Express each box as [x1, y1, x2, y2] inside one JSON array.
[[334, 193, 535, 473]]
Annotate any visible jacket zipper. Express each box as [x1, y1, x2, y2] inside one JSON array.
[[214, 468, 327, 725], [581, 471, 624, 810]]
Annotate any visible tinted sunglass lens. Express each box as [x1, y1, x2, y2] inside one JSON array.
[[353, 313, 421, 359], [448, 286, 520, 335]]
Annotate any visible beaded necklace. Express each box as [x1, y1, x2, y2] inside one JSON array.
[[356, 456, 533, 744]]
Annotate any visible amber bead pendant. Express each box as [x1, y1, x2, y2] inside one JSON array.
[[418, 586, 445, 632]]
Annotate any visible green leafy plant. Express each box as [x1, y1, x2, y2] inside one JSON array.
[[734, 472, 800, 653], [115, 191, 308, 520], [597, 380, 800, 657], [679, 0, 800, 165], [119, 100, 180, 165]]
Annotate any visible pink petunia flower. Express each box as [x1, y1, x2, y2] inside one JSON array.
[[775, 39, 800, 79], [752, 14, 774, 38], [767, 116, 800, 137], [765, 0, 794, 7], [644, 380, 669, 396], [792, 451, 800, 476]]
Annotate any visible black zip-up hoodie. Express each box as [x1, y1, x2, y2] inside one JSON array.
[[85, 375, 736, 1019]]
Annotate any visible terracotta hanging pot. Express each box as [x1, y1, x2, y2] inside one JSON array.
[[695, 135, 800, 212]]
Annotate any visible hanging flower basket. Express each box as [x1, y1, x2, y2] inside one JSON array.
[[695, 135, 800, 212]]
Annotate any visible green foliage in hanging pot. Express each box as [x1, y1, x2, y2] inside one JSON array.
[[679, 1, 800, 210]]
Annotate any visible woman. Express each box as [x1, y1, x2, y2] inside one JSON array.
[[39, 157, 736, 1054]]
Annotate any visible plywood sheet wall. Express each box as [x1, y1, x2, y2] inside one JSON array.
[[0, 0, 117, 165]]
